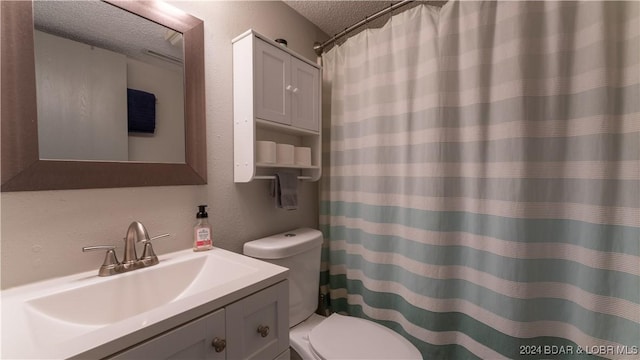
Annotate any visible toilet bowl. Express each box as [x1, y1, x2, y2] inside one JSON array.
[[290, 313, 421, 360], [243, 228, 422, 360]]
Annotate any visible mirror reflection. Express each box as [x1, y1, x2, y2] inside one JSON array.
[[33, 1, 186, 163]]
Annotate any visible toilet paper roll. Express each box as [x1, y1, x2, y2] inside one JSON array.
[[256, 141, 276, 164], [276, 143, 295, 165], [294, 147, 312, 166]]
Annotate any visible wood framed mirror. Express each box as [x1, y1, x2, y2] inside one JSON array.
[[1, 1, 206, 191]]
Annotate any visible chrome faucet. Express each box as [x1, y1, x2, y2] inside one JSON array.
[[82, 221, 169, 276], [122, 221, 149, 270]]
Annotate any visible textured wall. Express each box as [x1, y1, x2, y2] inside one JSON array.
[[127, 57, 185, 163], [0, 1, 328, 289]]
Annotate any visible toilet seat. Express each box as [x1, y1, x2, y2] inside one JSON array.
[[307, 313, 422, 360]]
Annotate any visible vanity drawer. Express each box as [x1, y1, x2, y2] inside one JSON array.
[[226, 280, 289, 360], [110, 309, 226, 360]]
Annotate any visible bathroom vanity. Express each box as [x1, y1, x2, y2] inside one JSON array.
[[1, 248, 289, 359], [110, 280, 288, 360]]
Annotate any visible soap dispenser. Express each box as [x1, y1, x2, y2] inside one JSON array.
[[193, 205, 213, 251]]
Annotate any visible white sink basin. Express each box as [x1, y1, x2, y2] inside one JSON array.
[[26, 255, 208, 326], [1, 247, 288, 359]]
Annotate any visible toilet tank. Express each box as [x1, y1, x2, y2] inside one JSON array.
[[243, 228, 323, 327]]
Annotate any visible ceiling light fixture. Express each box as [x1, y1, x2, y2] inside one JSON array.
[[164, 30, 183, 47]]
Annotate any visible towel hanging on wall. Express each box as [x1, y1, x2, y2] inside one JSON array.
[[271, 172, 298, 210], [127, 88, 156, 133]]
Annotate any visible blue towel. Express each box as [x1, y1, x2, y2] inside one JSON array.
[[127, 88, 156, 133]]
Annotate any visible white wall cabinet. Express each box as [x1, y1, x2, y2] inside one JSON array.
[[254, 39, 319, 132], [109, 280, 289, 360], [233, 29, 321, 182]]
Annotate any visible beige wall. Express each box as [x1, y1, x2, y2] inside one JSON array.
[[127, 58, 186, 163], [0, 1, 328, 289]]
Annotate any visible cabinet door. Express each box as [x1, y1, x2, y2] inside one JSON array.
[[290, 57, 320, 132], [226, 280, 289, 360], [110, 309, 226, 360], [255, 40, 291, 126]]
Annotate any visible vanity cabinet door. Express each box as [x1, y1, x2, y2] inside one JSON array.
[[109, 309, 226, 360], [226, 280, 289, 360]]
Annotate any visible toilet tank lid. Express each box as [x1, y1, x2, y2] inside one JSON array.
[[243, 228, 323, 259]]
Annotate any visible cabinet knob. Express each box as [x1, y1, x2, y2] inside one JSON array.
[[292, 87, 299, 94], [285, 85, 293, 91], [257, 324, 270, 337], [211, 337, 226, 352]]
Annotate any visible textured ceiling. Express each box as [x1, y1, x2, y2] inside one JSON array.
[[35, 1, 447, 62], [283, 1, 393, 37], [34, 1, 183, 71], [283, 1, 448, 41]]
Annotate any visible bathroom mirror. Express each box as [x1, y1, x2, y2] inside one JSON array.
[[1, 1, 207, 191], [34, 1, 186, 164]]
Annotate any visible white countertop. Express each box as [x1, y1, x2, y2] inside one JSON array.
[[1, 247, 288, 359]]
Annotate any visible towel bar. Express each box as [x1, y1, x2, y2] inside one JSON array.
[[254, 176, 312, 180]]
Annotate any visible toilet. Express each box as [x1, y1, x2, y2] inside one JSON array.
[[243, 228, 422, 360]]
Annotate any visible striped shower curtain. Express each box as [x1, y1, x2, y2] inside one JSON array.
[[319, 1, 639, 359]]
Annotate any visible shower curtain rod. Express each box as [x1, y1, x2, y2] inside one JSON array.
[[313, 0, 414, 56]]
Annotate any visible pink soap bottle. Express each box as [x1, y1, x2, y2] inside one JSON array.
[[193, 205, 213, 251]]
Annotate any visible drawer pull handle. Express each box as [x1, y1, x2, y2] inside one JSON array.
[[212, 337, 226, 352], [257, 325, 270, 337]]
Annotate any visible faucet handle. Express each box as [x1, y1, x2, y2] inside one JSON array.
[[82, 245, 120, 277], [139, 233, 170, 266], [146, 233, 171, 242]]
